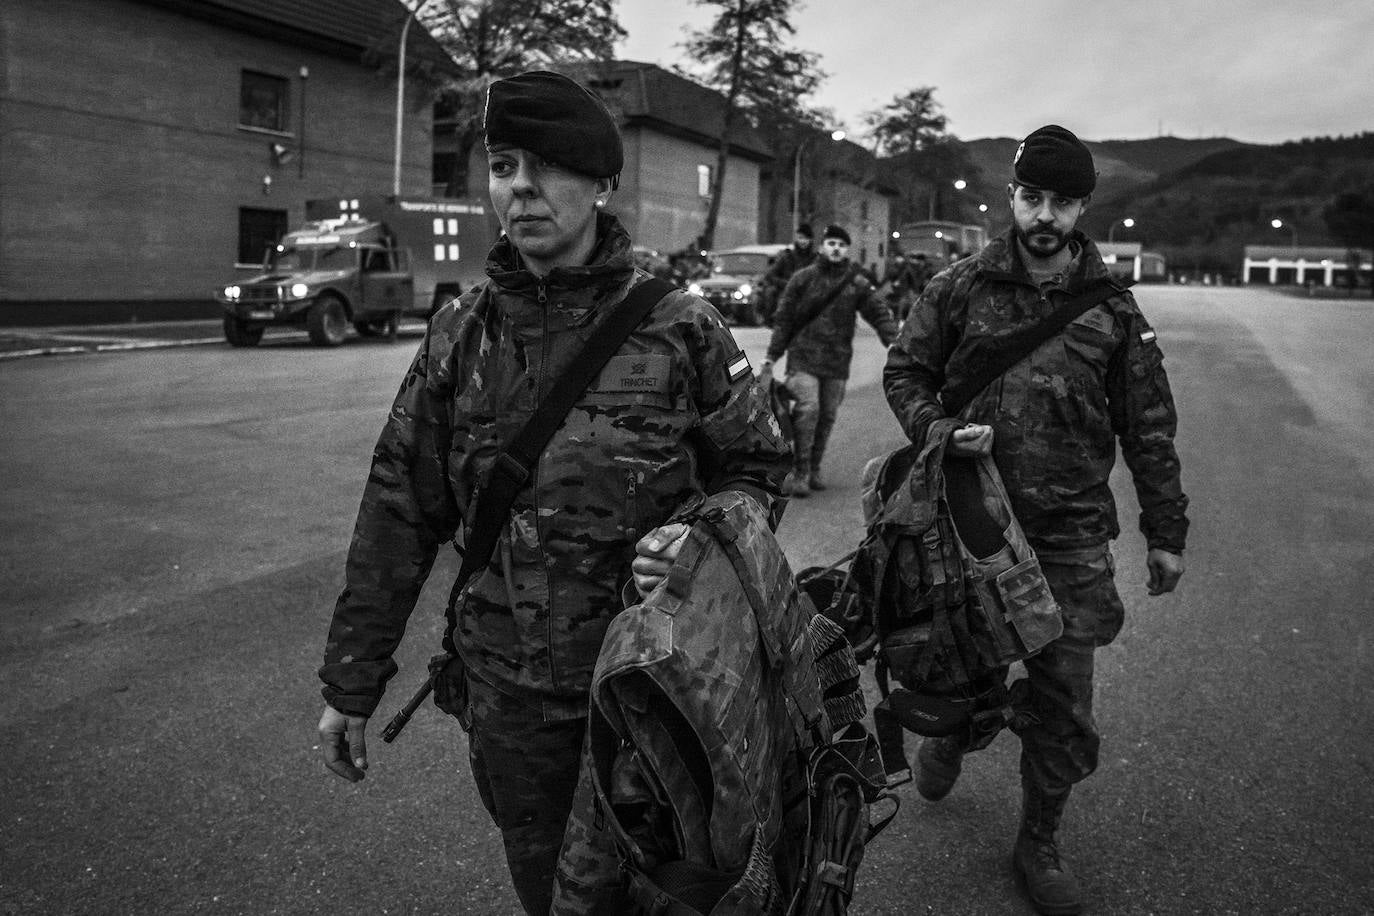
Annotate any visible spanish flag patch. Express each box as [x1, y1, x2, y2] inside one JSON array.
[[727, 351, 751, 381]]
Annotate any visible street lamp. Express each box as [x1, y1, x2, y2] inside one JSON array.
[[393, 0, 431, 197], [953, 178, 967, 191], [1271, 218, 1297, 246], [792, 129, 846, 226], [1108, 217, 1136, 243]]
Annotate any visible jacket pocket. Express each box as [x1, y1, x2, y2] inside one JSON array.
[[993, 556, 1062, 656]]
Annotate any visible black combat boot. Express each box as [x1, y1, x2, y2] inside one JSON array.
[[914, 735, 965, 801], [1012, 784, 1082, 915]]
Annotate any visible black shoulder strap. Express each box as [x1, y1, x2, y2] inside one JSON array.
[[791, 264, 856, 337], [454, 276, 675, 590], [939, 277, 1132, 418]]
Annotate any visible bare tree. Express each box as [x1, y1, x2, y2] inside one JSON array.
[[865, 87, 974, 222], [415, 0, 625, 196], [680, 0, 824, 249]]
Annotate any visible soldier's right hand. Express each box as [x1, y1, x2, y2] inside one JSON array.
[[318, 705, 370, 782], [949, 423, 994, 457]]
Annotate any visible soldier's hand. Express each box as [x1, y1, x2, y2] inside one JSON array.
[[318, 705, 370, 782], [1146, 548, 1185, 596], [631, 522, 691, 596], [757, 361, 774, 387], [949, 423, 994, 457]]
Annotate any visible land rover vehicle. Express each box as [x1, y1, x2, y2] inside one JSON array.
[[216, 196, 495, 347], [689, 243, 788, 326]]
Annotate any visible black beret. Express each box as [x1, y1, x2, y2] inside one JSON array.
[[795, 222, 813, 238], [1013, 124, 1096, 198], [823, 224, 851, 245], [484, 71, 623, 179]]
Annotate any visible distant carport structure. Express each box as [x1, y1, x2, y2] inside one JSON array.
[[1098, 242, 1166, 282], [1242, 245, 1373, 287]]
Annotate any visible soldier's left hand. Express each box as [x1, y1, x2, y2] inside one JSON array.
[[1146, 548, 1185, 596], [631, 522, 691, 596]]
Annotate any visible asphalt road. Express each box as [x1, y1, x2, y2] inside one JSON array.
[[1, 285, 1371, 915]]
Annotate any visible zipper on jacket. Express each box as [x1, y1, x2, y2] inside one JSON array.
[[536, 290, 559, 691]]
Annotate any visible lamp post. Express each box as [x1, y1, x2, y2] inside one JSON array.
[[393, 0, 431, 197], [1108, 217, 1135, 243], [792, 129, 846, 227], [1271, 218, 1297, 246]]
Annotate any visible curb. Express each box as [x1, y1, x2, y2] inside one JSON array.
[[0, 336, 226, 361]]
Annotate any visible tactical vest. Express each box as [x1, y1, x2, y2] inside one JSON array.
[[589, 491, 890, 915]]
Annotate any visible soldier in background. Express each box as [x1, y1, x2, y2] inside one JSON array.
[[314, 70, 789, 915], [884, 124, 1189, 915], [760, 222, 817, 324], [762, 223, 899, 497]]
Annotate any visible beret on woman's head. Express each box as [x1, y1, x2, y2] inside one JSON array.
[[484, 71, 623, 180]]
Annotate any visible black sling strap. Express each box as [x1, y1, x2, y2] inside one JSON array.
[[453, 276, 675, 592], [939, 276, 1133, 417], [382, 276, 675, 742], [787, 264, 857, 339]]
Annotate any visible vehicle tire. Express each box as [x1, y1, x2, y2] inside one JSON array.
[[223, 315, 264, 348], [307, 295, 349, 347], [353, 318, 388, 337]]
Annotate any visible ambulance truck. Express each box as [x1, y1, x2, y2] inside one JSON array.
[[216, 195, 496, 347]]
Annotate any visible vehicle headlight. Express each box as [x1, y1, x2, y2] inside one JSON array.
[[688, 282, 703, 296], [223, 285, 240, 301], [738, 283, 753, 298], [290, 283, 310, 298]]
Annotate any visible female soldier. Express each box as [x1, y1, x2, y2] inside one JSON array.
[[315, 70, 790, 914]]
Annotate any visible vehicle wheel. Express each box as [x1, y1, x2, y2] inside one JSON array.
[[307, 295, 349, 347], [223, 315, 264, 348], [353, 318, 388, 337]]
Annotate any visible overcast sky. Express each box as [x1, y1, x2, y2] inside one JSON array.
[[615, 0, 1374, 145]]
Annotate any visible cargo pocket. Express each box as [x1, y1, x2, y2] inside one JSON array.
[[994, 557, 1062, 656], [429, 652, 473, 732]]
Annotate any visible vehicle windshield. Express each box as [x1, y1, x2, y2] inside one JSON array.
[[711, 253, 770, 277], [267, 244, 356, 272]]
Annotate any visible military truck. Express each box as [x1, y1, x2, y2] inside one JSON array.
[[216, 195, 496, 347]]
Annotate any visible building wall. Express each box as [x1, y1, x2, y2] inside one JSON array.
[[613, 127, 761, 255], [0, 0, 432, 316]]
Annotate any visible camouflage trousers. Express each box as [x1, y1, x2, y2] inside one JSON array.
[[1015, 545, 1125, 794], [463, 674, 625, 915], [785, 371, 847, 473]]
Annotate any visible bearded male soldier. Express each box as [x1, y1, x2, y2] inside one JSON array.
[[883, 124, 1189, 915]]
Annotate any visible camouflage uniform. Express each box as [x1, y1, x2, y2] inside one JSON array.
[[319, 213, 790, 914], [767, 259, 898, 479], [761, 242, 816, 323], [883, 229, 1188, 791]]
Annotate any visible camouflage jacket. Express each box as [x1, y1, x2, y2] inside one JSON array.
[[883, 229, 1189, 553], [766, 258, 899, 379], [320, 214, 791, 716], [762, 243, 816, 292]]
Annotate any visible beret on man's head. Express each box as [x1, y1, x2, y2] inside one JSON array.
[[823, 224, 851, 245], [484, 70, 623, 179], [1013, 124, 1096, 198]]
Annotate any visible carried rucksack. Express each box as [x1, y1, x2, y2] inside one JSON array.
[[588, 491, 896, 916], [798, 416, 1063, 776]]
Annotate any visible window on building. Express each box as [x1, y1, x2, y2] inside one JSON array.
[[860, 199, 869, 220], [238, 207, 288, 265], [697, 164, 713, 198], [240, 70, 289, 132]]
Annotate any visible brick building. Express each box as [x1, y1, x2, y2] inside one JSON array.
[[0, 0, 454, 323]]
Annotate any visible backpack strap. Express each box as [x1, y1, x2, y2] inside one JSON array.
[[939, 276, 1133, 417]]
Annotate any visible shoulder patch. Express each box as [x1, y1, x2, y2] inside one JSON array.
[[1071, 308, 1116, 337], [727, 350, 752, 382], [1139, 329, 1157, 344]]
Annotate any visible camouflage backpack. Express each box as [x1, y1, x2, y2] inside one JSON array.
[[588, 491, 895, 916], [799, 417, 1063, 774]]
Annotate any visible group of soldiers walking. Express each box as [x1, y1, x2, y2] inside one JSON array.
[[316, 68, 1189, 916]]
